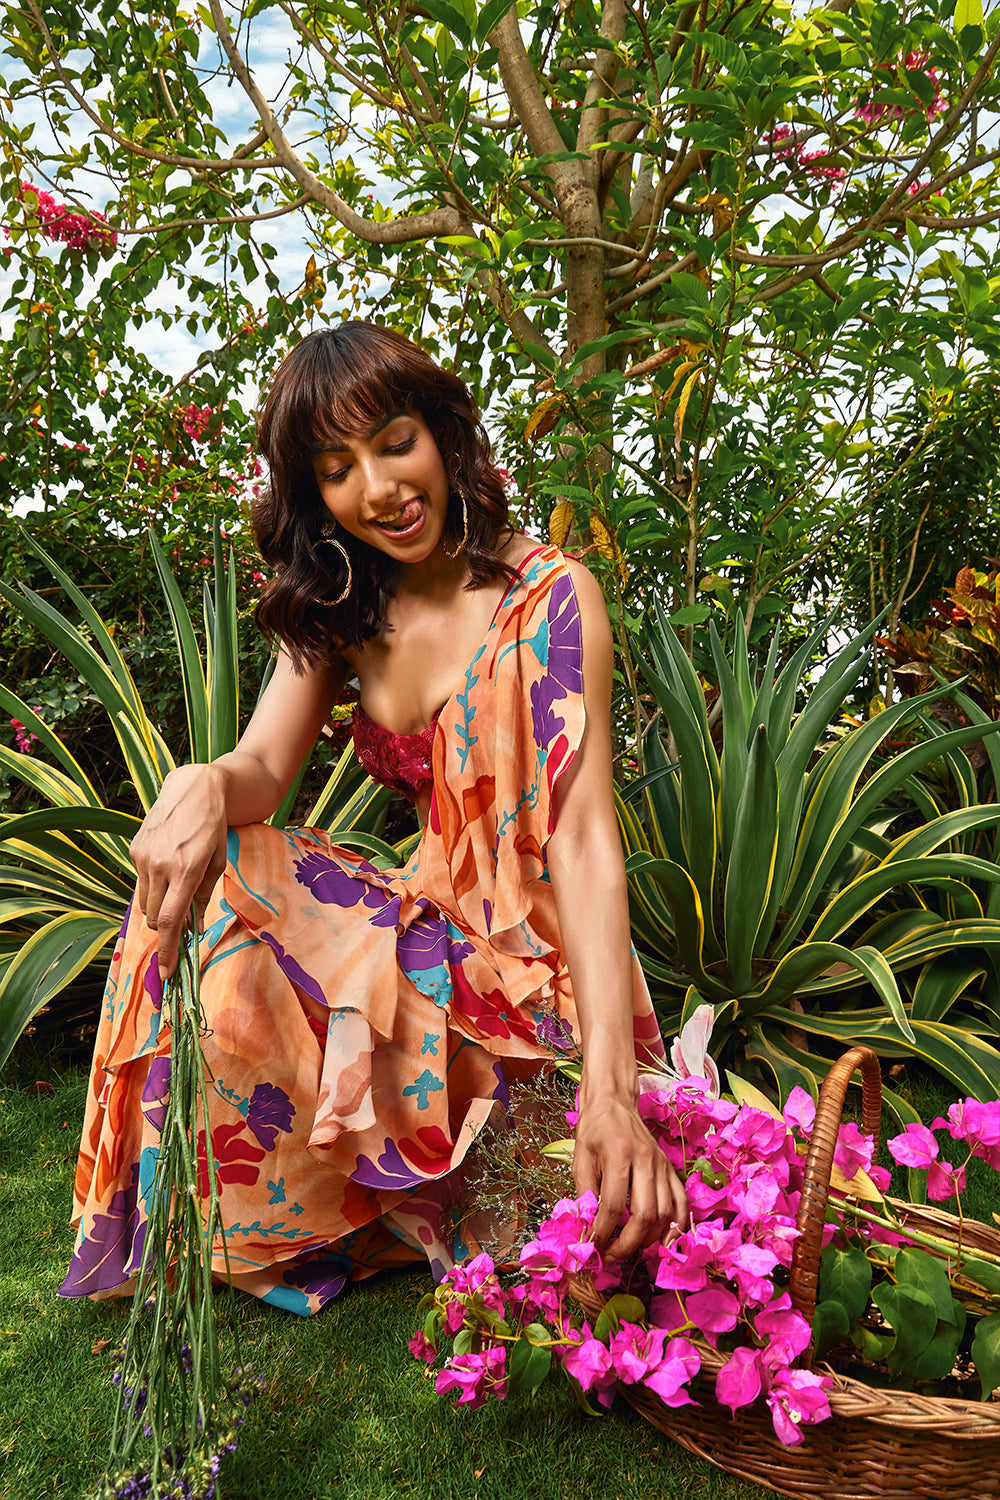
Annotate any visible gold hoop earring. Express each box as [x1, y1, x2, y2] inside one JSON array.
[[311, 530, 352, 605], [444, 488, 469, 559]]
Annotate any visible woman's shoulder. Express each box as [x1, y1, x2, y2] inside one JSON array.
[[507, 537, 606, 614]]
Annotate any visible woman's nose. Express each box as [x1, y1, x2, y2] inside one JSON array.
[[361, 455, 396, 506]]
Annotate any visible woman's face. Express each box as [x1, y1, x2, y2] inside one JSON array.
[[311, 409, 451, 562]]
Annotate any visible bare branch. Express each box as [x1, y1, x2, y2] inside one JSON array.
[[208, 0, 464, 244]]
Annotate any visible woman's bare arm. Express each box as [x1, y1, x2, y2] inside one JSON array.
[[546, 561, 687, 1258], [130, 646, 347, 979]]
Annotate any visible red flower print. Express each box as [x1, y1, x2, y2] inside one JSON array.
[[196, 1122, 266, 1198]]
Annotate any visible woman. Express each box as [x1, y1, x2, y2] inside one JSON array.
[[60, 322, 685, 1315]]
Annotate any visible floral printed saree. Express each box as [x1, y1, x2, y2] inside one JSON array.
[[60, 546, 664, 1315]]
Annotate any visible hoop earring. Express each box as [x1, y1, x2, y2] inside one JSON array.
[[311, 530, 352, 605], [444, 488, 469, 559]]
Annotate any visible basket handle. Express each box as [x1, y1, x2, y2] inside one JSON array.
[[788, 1046, 882, 1327]]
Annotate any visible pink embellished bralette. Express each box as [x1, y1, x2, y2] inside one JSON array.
[[351, 703, 440, 800]]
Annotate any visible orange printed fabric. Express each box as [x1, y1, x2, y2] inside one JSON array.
[[60, 546, 664, 1315]]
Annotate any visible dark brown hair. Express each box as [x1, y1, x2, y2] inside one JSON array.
[[253, 321, 513, 665]]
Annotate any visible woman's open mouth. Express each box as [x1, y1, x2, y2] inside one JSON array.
[[372, 498, 425, 540]]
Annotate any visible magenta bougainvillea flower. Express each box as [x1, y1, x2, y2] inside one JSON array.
[[19, 181, 117, 253], [413, 1009, 999, 1445]]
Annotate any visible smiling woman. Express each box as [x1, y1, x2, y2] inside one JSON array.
[[59, 320, 685, 1318]]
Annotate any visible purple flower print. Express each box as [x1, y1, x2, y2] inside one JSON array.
[[140, 1055, 171, 1133], [142, 952, 163, 1013], [546, 574, 583, 695], [295, 849, 401, 928], [246, 1082, 295, 1151], [283, 1254, 350, 1306], [530, 675, 567, 754], [352, 1138, 426, 1191], [258, 932, 327, 1006], [59, 1164, 145, 1297]]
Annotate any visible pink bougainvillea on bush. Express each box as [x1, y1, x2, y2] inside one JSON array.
[[19, 181, 117, 253]]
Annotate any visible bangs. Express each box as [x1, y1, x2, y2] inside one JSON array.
[[275, 326, 440, 464]]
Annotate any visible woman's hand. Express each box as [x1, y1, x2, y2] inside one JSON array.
[[573, 1087, 688, 1260], [128, 763, 230, 980]]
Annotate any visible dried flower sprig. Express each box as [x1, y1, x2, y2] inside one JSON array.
[[95, 929, 260, 1500]]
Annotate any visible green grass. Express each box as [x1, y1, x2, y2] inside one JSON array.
[[0, 1042, 771, 1500], [3, 1043, 995, 1500]]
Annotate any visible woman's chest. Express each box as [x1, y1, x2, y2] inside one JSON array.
[[348, 583, 506, 735]]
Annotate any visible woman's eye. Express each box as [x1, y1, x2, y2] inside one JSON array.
[[323, 466, 350, 484], [386, 437, 416, 456]]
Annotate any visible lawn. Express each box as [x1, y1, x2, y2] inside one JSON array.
[[0, 1040, 773, 1500], [5, 1036, 995, 1500]]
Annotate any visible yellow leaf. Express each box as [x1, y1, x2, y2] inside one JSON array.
[[304, 254, 319, 286], [548, 500, 574, 549], [727, 1075, 786, 1121], [661, 358, 697, 405], [540, 1137, 575, 1163], [698, 192, 734, 237], [525, 394, 562, 442], [674, 366, 703, 451], [590, 513, 617, 562], [830, 1161, 884, 1203]]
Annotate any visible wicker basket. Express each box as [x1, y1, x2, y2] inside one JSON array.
[[573, 1046, 1000, 1500]]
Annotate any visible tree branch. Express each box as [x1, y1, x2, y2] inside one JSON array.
[[207, 0, 464, 245], [22, 0, 274, 172]]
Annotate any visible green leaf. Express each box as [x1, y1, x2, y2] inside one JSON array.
[[895, 1248, 957, 1324], [819, 1244, 872, 1323], [695, 28, 750, 79], [420, 0, 472, 45], [594, 1293, 645, 1343], [872, 1282, 938, 1379], [149, 531, 209, 764], [812, 1298, 851, 1356], [0, 913, 118, 1069], [723, 724, 778, 987], [507, 1336, 552, 1397], [206, 531, 240, 760], [971, 1312, 1000, 1397], [912, 1310, 965, 1382], [476, 0, 513, 42], [851, 1322, 894, 1362], [954, 0, 984, 30], [956, 1256, 1000, 1297]]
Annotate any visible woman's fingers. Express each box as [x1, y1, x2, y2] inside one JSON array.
[[574, 1116, 690, 1263]]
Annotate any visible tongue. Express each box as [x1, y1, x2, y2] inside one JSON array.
[[379, 500, 420, 531]]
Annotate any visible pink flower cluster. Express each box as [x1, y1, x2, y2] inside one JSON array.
[[415, 1001, 1000, 1444], [855, 52, 946, 126], [179, 404, 216, 442], [416, 1078, 853, 1443], [887, 1099, 1000, 1197], [10, 711, 41, 753], [766, 127, 846, 187], [20, 182, 117, 254]]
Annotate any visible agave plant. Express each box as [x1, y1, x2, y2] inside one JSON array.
[[0, 528, 406, 1068], [621, 605, 1000, 1107]]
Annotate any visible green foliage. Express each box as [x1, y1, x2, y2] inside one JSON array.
[[817, 1238, 1000, 1394], [622, 606, 1000, 1102], [5, 0, 1000, 661], [0, 530, 401, 1070], [0, 1048, 773, 1500]]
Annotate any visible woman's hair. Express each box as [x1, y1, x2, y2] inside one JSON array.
[[253, 321, 513, 665]]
